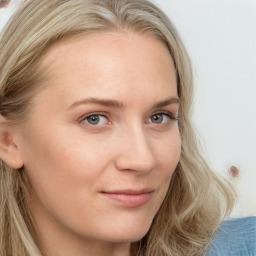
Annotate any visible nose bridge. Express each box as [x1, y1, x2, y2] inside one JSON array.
[[114, 122, 156, 173]]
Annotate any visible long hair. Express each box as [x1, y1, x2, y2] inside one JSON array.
[[0, 1, 235, 255]]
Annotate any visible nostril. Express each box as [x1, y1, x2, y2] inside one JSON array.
[[228, 165, 240, 178]]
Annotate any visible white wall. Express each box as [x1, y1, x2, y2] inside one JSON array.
[[1, 0, 255, 216]]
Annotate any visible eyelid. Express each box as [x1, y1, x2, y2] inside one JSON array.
[[77, 110, 180, 126], [78, 112, 110, 124], [151, 110, 179, 121]]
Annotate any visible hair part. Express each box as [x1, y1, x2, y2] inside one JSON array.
[[0, 1, 235, 255]]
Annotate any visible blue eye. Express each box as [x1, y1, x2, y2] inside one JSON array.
[[83, 115, 108, 125]]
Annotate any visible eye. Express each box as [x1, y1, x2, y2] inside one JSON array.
[[148, 112, 178, 124], [81, 114, 108, 126], [150, 114, 165, 123]]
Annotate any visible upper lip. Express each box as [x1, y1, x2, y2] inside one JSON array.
[[101, 188, 155, 195]]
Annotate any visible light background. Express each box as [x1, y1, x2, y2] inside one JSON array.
[[1, 0, 255, 216]]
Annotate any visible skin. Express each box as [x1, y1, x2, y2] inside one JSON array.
[[4, 32, 181, 256]]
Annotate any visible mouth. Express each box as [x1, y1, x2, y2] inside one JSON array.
[[100, 188, 155, 207]]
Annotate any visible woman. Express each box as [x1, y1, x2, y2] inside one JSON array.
[[0, 0, 235, 255]]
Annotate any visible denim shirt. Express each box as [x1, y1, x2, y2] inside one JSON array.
[[206, 216, 256, 256]]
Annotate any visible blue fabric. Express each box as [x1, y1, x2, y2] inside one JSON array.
[[206, 216, 256, 256]]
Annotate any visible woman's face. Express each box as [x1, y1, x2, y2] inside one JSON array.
[[16, 32, 181, 253]]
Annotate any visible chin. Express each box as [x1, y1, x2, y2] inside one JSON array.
[[103, 219, 152, 244]]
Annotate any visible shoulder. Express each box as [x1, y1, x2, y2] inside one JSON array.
[[206, 216, 256, 256]]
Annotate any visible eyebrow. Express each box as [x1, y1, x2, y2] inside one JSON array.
[[67, 97, 180, 110], [152, 97, 180, 108], [67, 97, 124, 110]]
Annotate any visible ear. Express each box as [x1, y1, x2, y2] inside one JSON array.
[[0, 115, 24, 169]]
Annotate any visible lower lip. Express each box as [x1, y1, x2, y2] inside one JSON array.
[[101, 192, 153, 207]]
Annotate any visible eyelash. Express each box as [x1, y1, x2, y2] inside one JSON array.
[[79, 111, 179, 126], [149, 111, 179, 123], [79, 112, 109, 126]]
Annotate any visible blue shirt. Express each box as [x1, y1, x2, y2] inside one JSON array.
[[207, 216, 256, 256]]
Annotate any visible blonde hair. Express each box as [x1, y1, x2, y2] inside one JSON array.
[[0, 0, 235, 255]]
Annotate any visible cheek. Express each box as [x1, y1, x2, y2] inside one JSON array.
[[21, 131, 87, 202], [152, 130, 181, 205], [24, 143, 94, 194], [22, 135, 107, 234], [22, 124, 113, 205], [156, 130, 181, 171]]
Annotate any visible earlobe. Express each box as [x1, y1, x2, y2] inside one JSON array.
[[0, 115, 24, 169]]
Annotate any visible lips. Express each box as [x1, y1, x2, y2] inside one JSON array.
[[100, 188, 154, 207]]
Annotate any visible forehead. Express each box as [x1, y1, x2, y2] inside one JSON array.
[[38, 32, 175, 77], [33, 32, 177, 106]]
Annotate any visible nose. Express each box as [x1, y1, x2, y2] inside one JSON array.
[[114, 125, 157, 174]]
